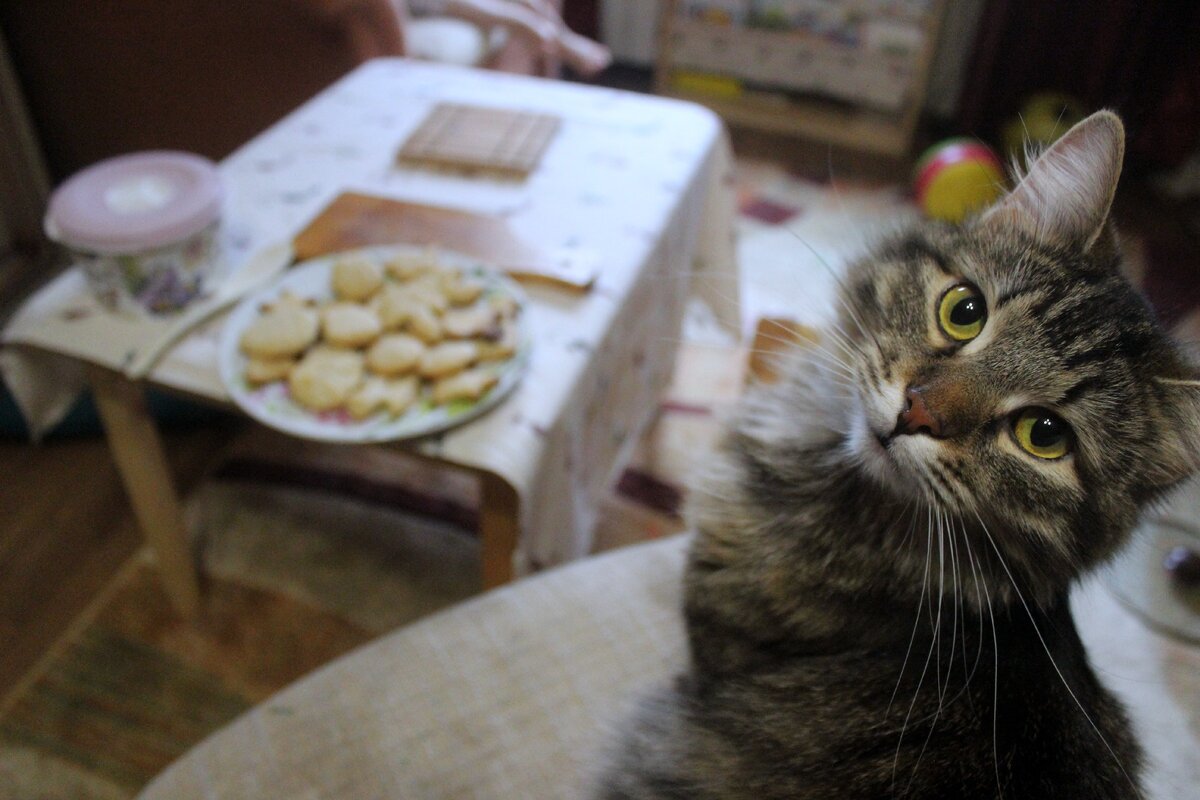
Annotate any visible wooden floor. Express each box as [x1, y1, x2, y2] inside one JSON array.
[[0, 349, 720, 716], [0, 419, 241, 709]]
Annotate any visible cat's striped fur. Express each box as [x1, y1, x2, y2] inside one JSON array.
[[598, 112, 1195, 798]]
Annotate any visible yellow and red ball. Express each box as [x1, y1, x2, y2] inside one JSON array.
[[913, 138, 1007, 224]]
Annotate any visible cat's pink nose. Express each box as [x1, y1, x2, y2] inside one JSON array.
[[897, 386, 943, 437]]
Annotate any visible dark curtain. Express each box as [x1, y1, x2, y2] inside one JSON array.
[[956, 1, 1200, 174], [562, 0, 600, 40]]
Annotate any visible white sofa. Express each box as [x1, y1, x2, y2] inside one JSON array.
[[137, 535, 689, 799]]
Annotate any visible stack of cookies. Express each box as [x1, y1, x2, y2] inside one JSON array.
[[237, 248, 521, 419]]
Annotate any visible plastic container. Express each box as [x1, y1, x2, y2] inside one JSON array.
[[44, 151, 223, 315]]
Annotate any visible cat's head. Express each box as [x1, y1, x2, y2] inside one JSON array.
[[833, 111, 1200, 597]]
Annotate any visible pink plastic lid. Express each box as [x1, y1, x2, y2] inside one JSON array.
[[45, 151, 222, 254]]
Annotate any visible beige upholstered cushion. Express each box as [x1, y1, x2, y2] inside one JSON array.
[[137, 535, 689, 799]]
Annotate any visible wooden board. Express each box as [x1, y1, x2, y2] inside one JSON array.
[[292, 192, 594, 292], [396, 103, 560, 178]]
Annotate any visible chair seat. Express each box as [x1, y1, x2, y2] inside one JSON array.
[[137, 534, 689, 799]]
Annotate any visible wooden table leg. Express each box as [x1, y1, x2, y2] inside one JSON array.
[[479, 471, 519, 589], [88, 367, 201, 618]]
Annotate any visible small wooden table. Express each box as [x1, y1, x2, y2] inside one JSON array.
[[2, 59, 740, 617]]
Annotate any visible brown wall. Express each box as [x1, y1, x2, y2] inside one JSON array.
[[0, 1, 405, 182]]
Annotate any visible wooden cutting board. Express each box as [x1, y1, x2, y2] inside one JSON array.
[[396, 103, 560, 179], [292, 192, 595, 292]]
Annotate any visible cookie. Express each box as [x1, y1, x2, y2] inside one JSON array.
[[321, 303, 382, 348], [487, 293, 520, 320], [287, 347, 365, 411], [418, 341, 478, 378], [443, 274, 485, 306], [441, 304, 502, 340], [238, 249, 522, 420], [376, 285, 419, 331], [406, 305, 443, 344], [402, 276, 450, 314], [261, 291, 315, 313], [384, 248, 438, 282], [345, 375, 420, 418], [239, 296, 320, 358], [475, 322, 519, 362], [431, 368, 498, 405], [244, 355, 296, 385], [365, 333, 426, 376], [381, 375, 420, 416], [331, 256, 384, 302], [346, 376, 388, 419]]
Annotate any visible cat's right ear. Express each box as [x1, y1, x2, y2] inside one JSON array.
[[977, 110, 1125, 251], [1150, 376, 1200, 487]]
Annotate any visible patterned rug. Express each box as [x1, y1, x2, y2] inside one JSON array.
[[0, 482, 483, 798]]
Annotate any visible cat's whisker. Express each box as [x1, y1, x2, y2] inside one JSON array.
[[895, 496, 920, 552], [890, 503, 938, 793], [813, 338, 858, 364], [818, 326, 864, 364], [746, 331, 857, 372], [804, 317, 858, 352], [654, 334, 727, 348], [803, 348, 859, 382], [745, 329, 799, 348], [684, 280, 744, 321], [958, 518, 987, 690], [886, 505, 931, 721], [986, 573, 1004, 799], [946, 511, 962, 699], [918, 469, 953, 515], [661, 324, 861, 385], [748, 327, 860, 370], [736, 343, 832, 362], [783, 227, 883, 352], [815, 347, 863, 385], [903, 508, 952, 795], [833, 296, 883, 354], [934, 510, 946, 701], [940, 516, 989, 711], [928, 461, 968, 513], [752, 340, 860, 389], [973, 511, 1140, 795]]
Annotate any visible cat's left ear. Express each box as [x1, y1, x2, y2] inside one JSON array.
[[978, 110, 1125, 250]]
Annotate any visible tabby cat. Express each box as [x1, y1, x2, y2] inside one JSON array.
[[598, 112, 1196, 798]]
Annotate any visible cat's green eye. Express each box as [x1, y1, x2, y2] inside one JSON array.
[[1012, 408, 1072, 460], [937, 284, 987, 342]]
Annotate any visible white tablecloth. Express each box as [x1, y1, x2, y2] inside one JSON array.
[[2, 58, 738, 571]]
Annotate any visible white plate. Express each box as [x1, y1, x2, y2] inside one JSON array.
[[218, 245, 530, 443]]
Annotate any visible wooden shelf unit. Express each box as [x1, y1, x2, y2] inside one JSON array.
[[655, 0, 947, 158]]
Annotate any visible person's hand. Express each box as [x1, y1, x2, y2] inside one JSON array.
[[442, 0, 610, 77]]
